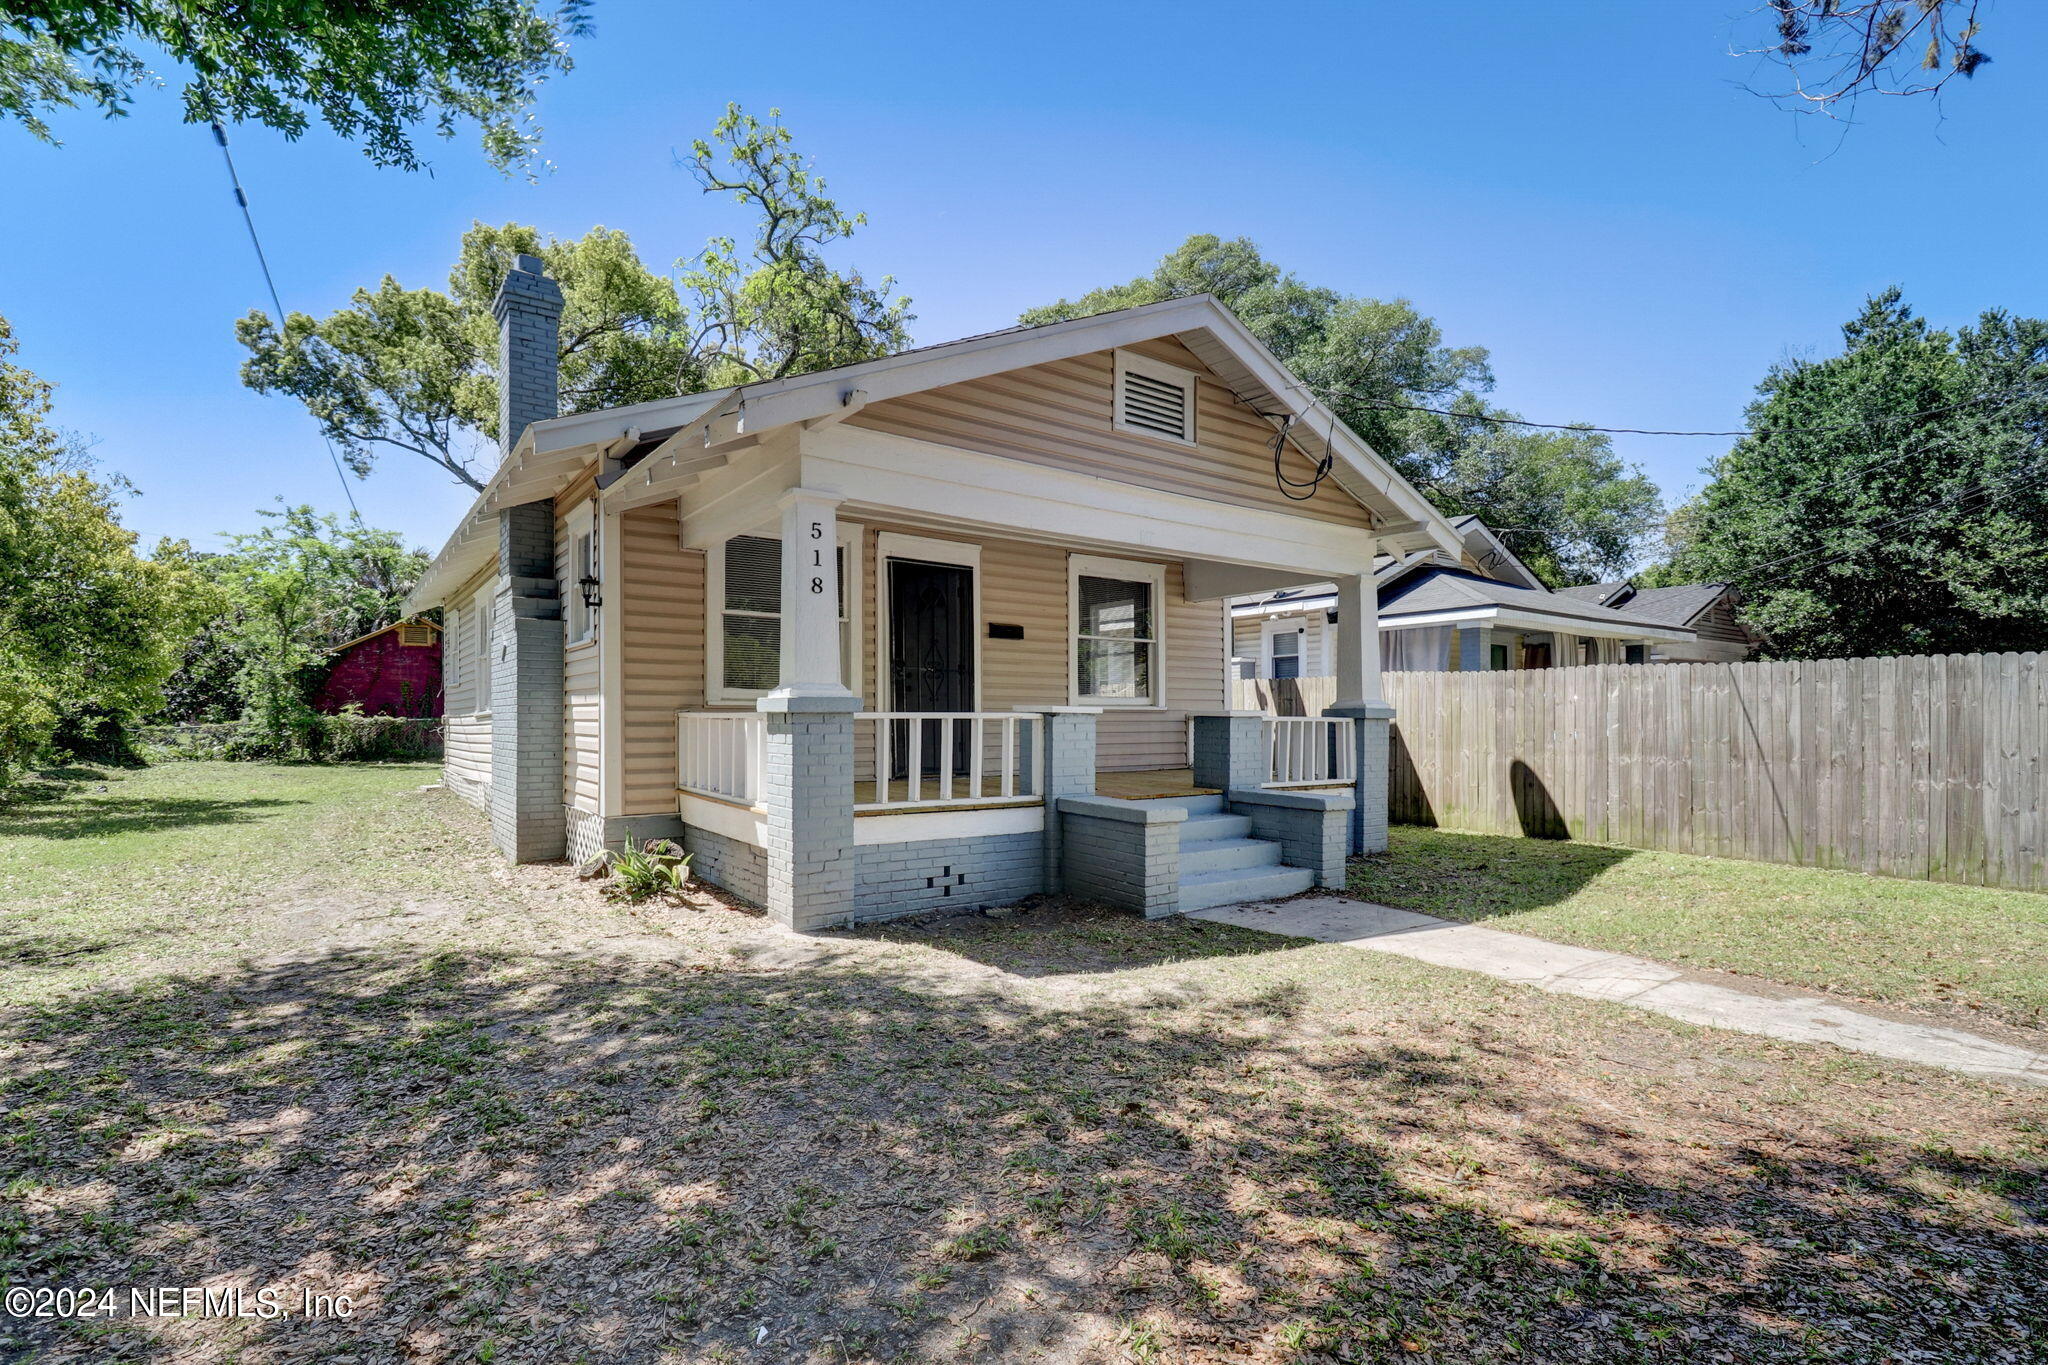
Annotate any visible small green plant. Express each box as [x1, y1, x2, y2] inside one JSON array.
[[606, 840, 692, 903]]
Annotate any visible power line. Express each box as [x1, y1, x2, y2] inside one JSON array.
[[209, 121, 361, 517], [1296, 374, 2048, 443]]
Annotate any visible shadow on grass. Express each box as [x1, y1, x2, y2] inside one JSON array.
[[0, 794, 307, 841], [850, 897, 1301, 979], [3, 941, 2039, 1363], [1349, 828, 1639, 922]]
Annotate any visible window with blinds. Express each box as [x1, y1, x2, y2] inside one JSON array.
[[716, 534, 851, 697], [568, 514, 598, 644], [1071, 555, 1165, 705], [1113, 349, 1197, 445]]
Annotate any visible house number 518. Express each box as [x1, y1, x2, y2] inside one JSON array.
[[809, 521, 825, 594]]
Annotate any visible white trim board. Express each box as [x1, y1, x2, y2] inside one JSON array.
[[854, 803, 1044, 846], [1069, 553, 1167, 708], [801, 422, 1376, 579]]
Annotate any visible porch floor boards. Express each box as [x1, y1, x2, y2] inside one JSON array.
[[1094, 768, 1219, 801], [853, 775, 1031, 806]]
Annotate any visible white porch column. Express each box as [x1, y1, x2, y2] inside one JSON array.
[[769, 486, 855, 702], [758, 485, 858, 932], [1324, 568, 1394, 856], [1331, 571, 1383, 710]]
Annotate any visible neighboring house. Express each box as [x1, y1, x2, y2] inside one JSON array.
[[1230, 516, 1695, 678], [403, 257, 1467, 931], [312, 619, 443, 716], [1552, 581, 1756, 662]]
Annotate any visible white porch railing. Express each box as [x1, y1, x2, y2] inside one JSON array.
[[677, 711, 766, 806], [1265, 716, 1356, 788], [856, 712, 1042, 811]]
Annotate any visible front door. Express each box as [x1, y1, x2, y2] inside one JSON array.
[[887, 558, 975, 777]]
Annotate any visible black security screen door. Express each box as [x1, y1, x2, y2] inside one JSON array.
[[888, 559, 974, 778]]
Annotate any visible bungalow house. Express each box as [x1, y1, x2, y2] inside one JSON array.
[[404, 256, 1467, 931], [1231, 516, 1695, 678], [1552, 581, 1756, 662]]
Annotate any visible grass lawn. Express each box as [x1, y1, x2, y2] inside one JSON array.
[[2, 763, 2044, 1363], [1349, 827, 2048, 1031]]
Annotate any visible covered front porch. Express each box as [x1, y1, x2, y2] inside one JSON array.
[[622, 418, 1402, 930]]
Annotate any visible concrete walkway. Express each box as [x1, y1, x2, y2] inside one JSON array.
[[1191, 896, 2048, 1088]]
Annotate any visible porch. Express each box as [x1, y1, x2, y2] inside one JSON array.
[[601, 414, 1414, 931]]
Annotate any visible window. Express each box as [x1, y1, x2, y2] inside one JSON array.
[[708, 531, 857, 702], [1112, 349, 1197, 445], [1071, 554, 1165, 705], [472, 592, 494, 712], [567, 508, 598, 645], [1624, 643, 1647, 665], [1270, 628, 1302, 680], [1489, 642, 1509, 671]]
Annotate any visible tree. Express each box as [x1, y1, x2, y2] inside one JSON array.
[[1740, 1, 1992, 117], [237, 105, 911, 490], [196, 507, 428, 745], [1664, 289, 2048, 659], [0, 315, 211, 779], [1025, 235, 1662, 582], [1, 0, 587, 173]]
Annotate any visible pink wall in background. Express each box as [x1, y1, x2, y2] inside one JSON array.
[[313, 628, 443, 717]]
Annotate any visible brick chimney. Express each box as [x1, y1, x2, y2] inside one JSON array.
[[491, 252, 563, 459]]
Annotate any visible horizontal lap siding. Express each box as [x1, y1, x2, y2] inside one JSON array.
[[557, 481, 601, 814], [846, 337, 1369, 529], [855, 525, 1223, 774], [444, 714, 491, 800], [621, 502, 706, 816], [441, 572, 495, 797]]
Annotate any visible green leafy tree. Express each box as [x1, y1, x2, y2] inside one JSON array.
[[1, 0, 587, 172], [237, 105, 910, 489], [0, 315, 211, 779], [1026, 235, 1661, 582], [1666, 289, 2048, 658], [195, 507, 428, 746]]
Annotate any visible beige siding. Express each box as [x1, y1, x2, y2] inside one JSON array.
[[855, 523, 1224, 773], [620, 502, 707, 816], [847, 337, 1371, 529], [443, 714, 492, 806], [441, 569, 496, 801], [556, 476, 602, 814]]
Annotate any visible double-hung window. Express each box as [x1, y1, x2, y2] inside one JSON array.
[[1269, 628, 1303, 680], [1071, 555, 1165, 706], [708, 531, 858, 702]]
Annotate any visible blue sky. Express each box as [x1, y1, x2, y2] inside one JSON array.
[[5, 0, 2044, 561]]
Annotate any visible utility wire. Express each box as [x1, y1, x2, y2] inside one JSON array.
[[209, 121, 360, 516], [1293, 373, 2048, 442]]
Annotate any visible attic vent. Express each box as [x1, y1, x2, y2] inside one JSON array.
[[397, 624, 435, 647], [1113, 350, 1197, 445]]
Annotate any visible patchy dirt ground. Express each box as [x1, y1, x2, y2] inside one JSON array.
[[2, 764, 2045, 1362]]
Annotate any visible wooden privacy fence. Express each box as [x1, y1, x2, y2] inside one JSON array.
[[1238, 655, 2048, 892]]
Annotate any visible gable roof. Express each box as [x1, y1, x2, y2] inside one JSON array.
[[1379, 568, 1689, 636], [1603, 583, 1732, 627], [1553, 581, 1630, 607], [408, 294, 1466, 610], [327, 618, 441, 655]]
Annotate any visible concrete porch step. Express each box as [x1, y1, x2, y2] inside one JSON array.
[[1117, 793, 1226, 817], [1180, 836, 1283, 875], [1178, 863, 1317, 912], [1178, 812, 1252, 844]]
